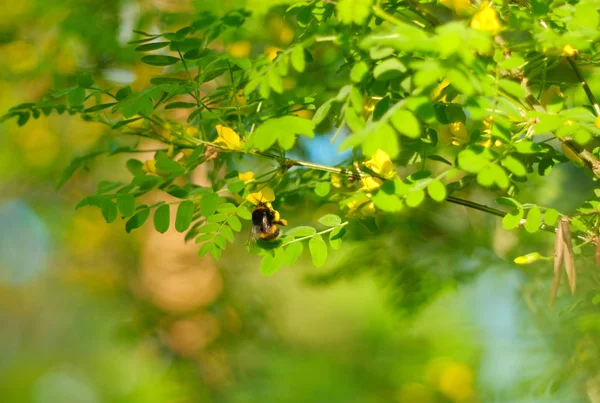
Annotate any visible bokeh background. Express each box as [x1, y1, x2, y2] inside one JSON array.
[[1, 1, 600, 402]]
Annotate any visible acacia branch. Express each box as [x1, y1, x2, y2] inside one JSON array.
[[177, 137, 567, 233]]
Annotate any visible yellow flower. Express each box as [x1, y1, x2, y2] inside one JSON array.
[[269, 17, 295, 45], [540, 85, 564, 107], [151, 121, 172, 141], [228, 41, 252, 58], [127, 115, 145, 129], [360, 177, 384, 192], [438, 363, 474, 401], [238, 171, 255, 182], [246, 187, 276, 205], [513, 252, 542, 265], [331, 174, 343, 188], [346, 194, 375, 217], [562, 44, 578, 57], [595, 115, 600, 129], [264, 45, 283, 61], [449, 121, 470, 145], [440, 0, 472, 14], [214, 125, 242, 150], [470, 5, 501, 34], [431, 78, 451, 101], [360, 149, 397, 191], [185, 126, 199, 137], [362, 149, 397, 179], [482, 116, 494, 134], [142, 160, 159, 176]]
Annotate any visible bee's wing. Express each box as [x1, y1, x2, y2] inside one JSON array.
[[249, 223, 261, 247], [261, 213, 271, 232]]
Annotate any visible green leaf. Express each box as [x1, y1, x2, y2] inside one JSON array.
[[207, 213, 228, 223], [329, 226, 346, 250], [84, 103, 118, 113], [261, 250, 285, 275], [337, 0, 373, 25], [372, 189, 403, 212], [499, 55, 525, 70], [154, 204, 170, 233], [350, 61, 369, 83], [525, 206, 541, 233], [284, 242, 304, 266], [309, 235, 328, 267], [490, 164, 509, 189], [115, 86, 132, 100], [318, 214, 342, 227], [574, 2, 598, 29], [514, 141, 543, 154], [155, 155, 184, 174], [67, 87, 86, 107], [362, 123, 399, 159], [217, 203, 237, 213], [195, 233, 213, 243], [198, 223, 220, 233], [502, 208, 523, 230], [77, 73, 94, 88], [200, 192, 219, 217], [502, 156, 527, 177], [447, 69, 474, 96], [198, 242, 214, 257], [286, 226, 316, 237], [165, 102, 197, 109], [237, 205, 252, 220], [345, 108, 365, 132], [17, 112, 30, 126], [101, 200, 118, 223], [313, 99, 333, 125], [214, 234, 226, 249], [427, 180, 446, 202], [135, 42, 170, 52], [406, 188, 425, 207], [228, 179, 245, 193], [228, 215, 242, 232], [141, 55, 180, 66], [268, 68, 283, 93], [126, 207, 150, 232], [251, 116, 315, 151], [390, 109, 421, 139], [373, 58, 406, 81], [175, 200, 195, 232], [534, 115, 562, 135], [291, 45, 306, 72], [221, 225, 234, 243], [117, 194, 136, 217], [458, 149, 487, 173], [126, 159, 145, 176], [185, 146, 205, 168], [544, 208, 559, 226], [496, 197, 521, 208], [498, 79, 526, 98], [211, 246, 222, 260], [314, 182, 331, 197]]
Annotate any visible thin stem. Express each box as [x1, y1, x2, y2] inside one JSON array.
[[566, 56, 600, 116], [227, 60, 244, 134], [280, 221, 350, 247]]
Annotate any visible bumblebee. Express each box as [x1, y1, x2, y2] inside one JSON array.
[[251, 203, 288, 242]]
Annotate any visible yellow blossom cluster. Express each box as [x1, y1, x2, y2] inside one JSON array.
[[347, 149, 398, 217], [470, 5, 501, 34]]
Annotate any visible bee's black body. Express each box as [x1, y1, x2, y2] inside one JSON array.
[[251, 203, 287, 241]]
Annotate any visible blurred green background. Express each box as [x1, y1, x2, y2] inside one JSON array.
[[1, 1, 599, 402]]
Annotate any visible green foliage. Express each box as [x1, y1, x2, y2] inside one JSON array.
[[5, 1, 600, 309]]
